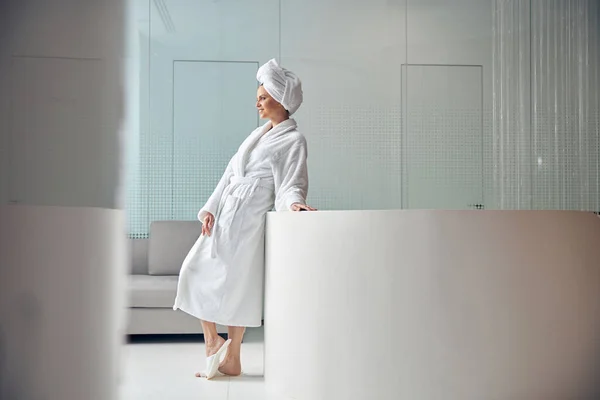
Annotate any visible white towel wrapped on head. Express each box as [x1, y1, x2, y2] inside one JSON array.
[[256, 58, 303, 115]]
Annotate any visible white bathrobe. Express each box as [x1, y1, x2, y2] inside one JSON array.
[[173, 118, 308, 327]]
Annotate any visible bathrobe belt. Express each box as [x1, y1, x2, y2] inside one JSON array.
[[209, 176, 275, 259]]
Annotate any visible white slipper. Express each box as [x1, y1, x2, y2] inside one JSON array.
[[196, 370, 225, 379], [204, 339, 232, 380]]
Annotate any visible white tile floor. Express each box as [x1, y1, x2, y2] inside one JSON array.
[[119, 327, 266, 400]]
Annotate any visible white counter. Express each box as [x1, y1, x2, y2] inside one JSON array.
[[264, 210, 600, 400]]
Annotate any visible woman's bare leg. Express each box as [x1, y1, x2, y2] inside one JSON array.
[[195, 320, 225, 377], [218, 326, 245, 376]]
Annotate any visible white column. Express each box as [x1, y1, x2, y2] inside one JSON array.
[[0, 1, 126, 399]]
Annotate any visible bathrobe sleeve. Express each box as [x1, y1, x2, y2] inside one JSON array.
[[272, 134, 309, 211], [197, 159, 234, 221]]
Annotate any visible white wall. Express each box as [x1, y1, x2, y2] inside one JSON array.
[[127, 0, 496, 235], [278, 0, 494, 211], [406, 0, 494, 210], [4, 0, 596, 230], [280, 0, 406, 211], [129, 0, 281, 235], [0, 0, 529, 231]]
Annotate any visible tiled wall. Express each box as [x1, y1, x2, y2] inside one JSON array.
[[119, 0, 599, 237]]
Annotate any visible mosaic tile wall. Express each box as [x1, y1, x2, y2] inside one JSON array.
[[403, 65, 484, 210], [123, 0, 599, 237]]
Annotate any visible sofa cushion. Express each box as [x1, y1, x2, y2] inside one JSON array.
[[128, 275, 179, 308], [148, 220, 202, 275], [130, 238, 149, 275]]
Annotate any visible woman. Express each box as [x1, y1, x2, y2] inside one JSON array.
[[173, 59, 315, 379]]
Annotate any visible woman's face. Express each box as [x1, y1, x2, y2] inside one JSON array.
[[256, 85, 286, 120]]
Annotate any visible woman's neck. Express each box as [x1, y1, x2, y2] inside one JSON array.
[[270, 115, 289, 128]]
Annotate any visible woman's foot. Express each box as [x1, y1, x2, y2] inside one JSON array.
[[205, 336, 226, 358], [194, 336, 226, 378], [218, 354, 242, 376]]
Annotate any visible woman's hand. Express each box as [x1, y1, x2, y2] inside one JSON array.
[[202, 212, 215, 236], [291, 203, 317, 212]]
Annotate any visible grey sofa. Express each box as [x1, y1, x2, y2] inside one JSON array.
[[127, 221, 227, 334]]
